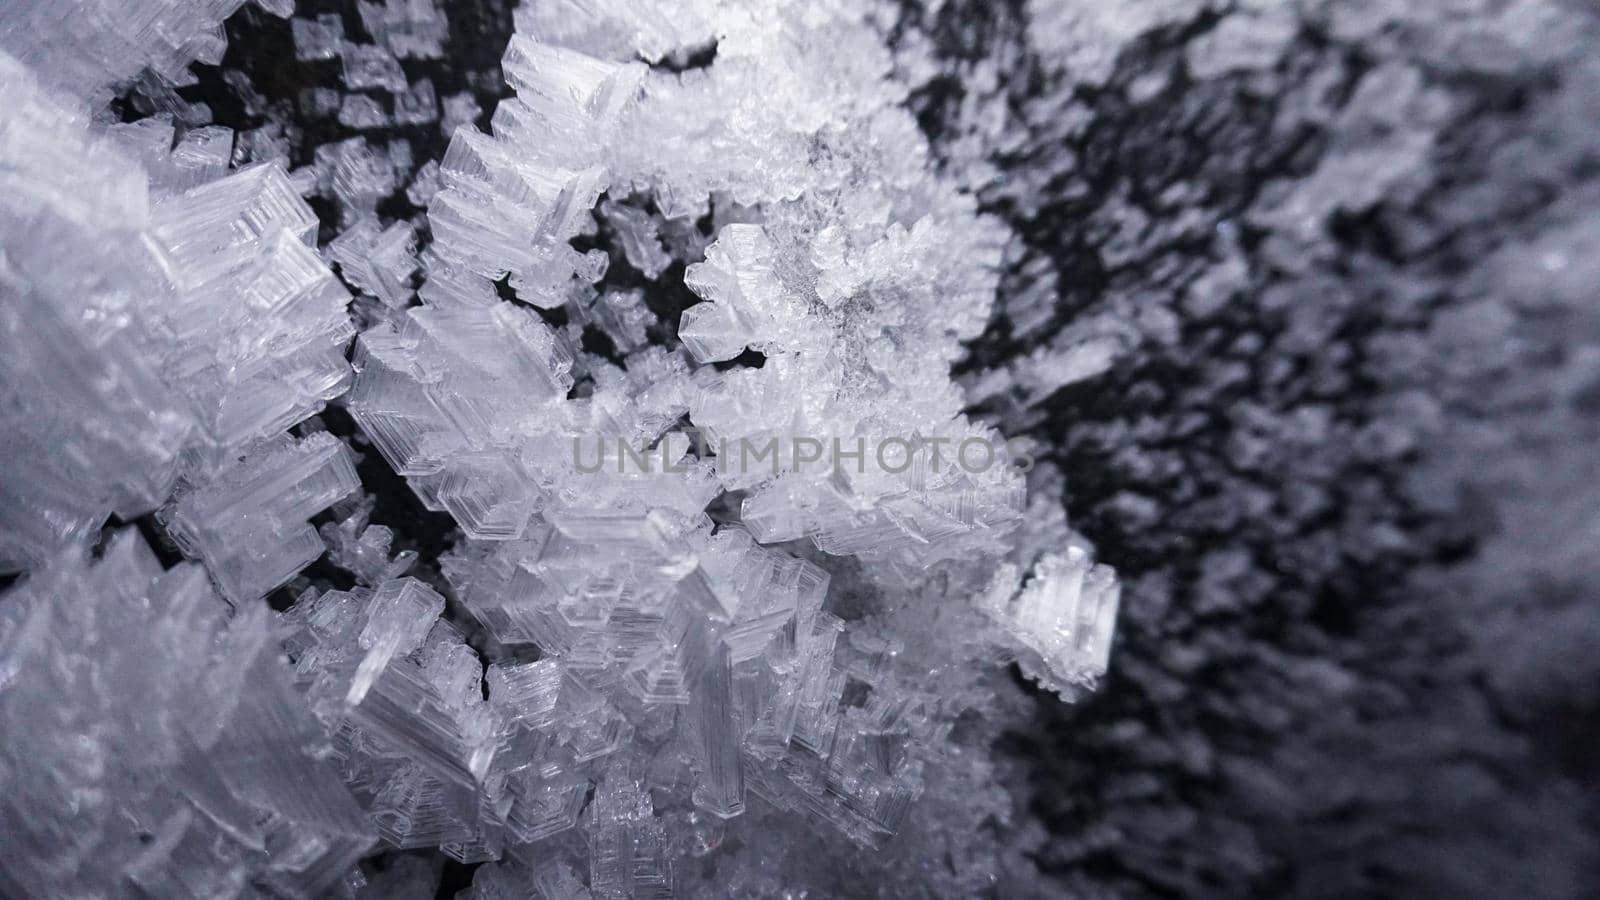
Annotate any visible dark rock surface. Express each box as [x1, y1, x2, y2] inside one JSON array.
[[904, 1, 1600, 896]]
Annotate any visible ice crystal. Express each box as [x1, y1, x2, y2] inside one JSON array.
[[0, 531, 372, 898], [0, 0, 1133, 895], [0, 0, 286, 103], [0, 55, 191, 569], [979, 548, 1121, 697]]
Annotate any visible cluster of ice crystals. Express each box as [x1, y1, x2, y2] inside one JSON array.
[[1, 87, 360, 607], [980, 547, 1121, 698], [356, 0, 1028, 569], [0, 531, 372, 899], [0, 56, 192, 569], [435, 512, 937, 856], [277, 0, 450, 313], [332, 3, 1114, 877], [1, 47, 360, 582], [0, 0, 1126, 893], [0, 0, 289, 104], [147, 164, 355, 457]]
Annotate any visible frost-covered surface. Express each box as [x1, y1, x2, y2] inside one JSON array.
[[0, 530, 372, 898], [2, 0, 1599, 897], [0, 0, 282, 104]]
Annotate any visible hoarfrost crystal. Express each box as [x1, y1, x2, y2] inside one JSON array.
[[0, 0, 1124, 895], [0, 55, 191, 569], [0, 532, 372, 898]]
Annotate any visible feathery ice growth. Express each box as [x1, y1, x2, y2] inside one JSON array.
[[0, 0, 1121, 896]]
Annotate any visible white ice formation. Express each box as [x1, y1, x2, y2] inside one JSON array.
[[0, 0, 1122, 896], [0, 0, 291, 104], [0, 53, 357, 595], [0, 530, 372, 898]]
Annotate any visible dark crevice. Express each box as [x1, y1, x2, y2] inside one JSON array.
[[320, 404, 460, 571], [645, 39, 718, 73], [711, 347, 767, 371]]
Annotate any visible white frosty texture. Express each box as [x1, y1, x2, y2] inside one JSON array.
[[146, 163, 356, 463], [0, 0, 287, 104], [337, 0, 1120, 878], [0, 55, 193, 570], [980, 548, 1122, 697], [0, 530, 373, 899], [357, 0, 1026, 567], [0, 0, 1123, 892], [0, 51, 358, 598]]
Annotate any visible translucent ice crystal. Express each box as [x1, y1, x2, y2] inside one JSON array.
[[313, 136, 415, 225], [677, 224, 813, 362], [0, 53, 193, 570], [146, 163, 356, 462], [165, 432, 362, 602], [395, 78, 440, 126], [2, 0, 1128, 892], [339, 94, 392, 130], [358, 0, 448, 60], [284, 577, 511, 855], [320, 495, 420, 586], [587, 772, 673, 898], [328, 218, 421, 309], [980, 548, 1122, 696], [421, 36, 641, 301], [0, 531, 372, 899], [293, 14, 346, 62], [341, 42, 410, 94], [0, 0, 286, 104]]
